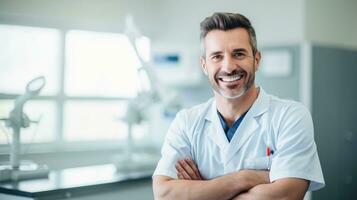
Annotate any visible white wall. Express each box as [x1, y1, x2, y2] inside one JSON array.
[[305, 0, 357, 49], [155, 0, 305, 46], [0, 0, 160, 36], [155, 0, 357, 49]]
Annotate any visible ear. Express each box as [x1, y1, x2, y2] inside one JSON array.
[[254, 51, 261, 72], [200, 56, 208, 75]]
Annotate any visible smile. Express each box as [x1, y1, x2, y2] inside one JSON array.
[[218, 73, 244, 82]]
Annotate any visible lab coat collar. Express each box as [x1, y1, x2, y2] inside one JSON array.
[[247, 87, 270, 117], [205, 87, 270, 162], [205, 87, 269, 122]]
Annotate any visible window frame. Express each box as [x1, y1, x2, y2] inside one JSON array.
[[0, 19, 144, 154]]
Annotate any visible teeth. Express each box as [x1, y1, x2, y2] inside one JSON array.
[[220, 74, 243, 82]]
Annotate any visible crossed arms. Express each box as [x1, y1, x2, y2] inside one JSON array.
[[153, 158, 308, 200]]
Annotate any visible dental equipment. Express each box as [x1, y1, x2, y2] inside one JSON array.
[[113, 16, 181, 172], [0, 76, 49, 181]]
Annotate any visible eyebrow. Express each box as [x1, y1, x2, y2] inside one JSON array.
[[208, 48, 249, 57], [232, 48, 248, 53], [208, 51, 222, 57]]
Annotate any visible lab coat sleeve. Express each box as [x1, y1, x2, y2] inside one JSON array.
[[153, 110, 191, 179], [269, 103, 325, 191]]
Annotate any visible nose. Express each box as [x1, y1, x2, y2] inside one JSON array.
[[221, 55, 236, 73]]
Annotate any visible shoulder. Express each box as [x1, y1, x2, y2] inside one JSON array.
[[171, 98, 213, 138], [266, 93, 313, 135], [177, 98, 214, 122], [268, 94, 311, 119], [266, 94, 314, 139]]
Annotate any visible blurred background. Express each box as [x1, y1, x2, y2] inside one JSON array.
[[0, 0, 356, 199]]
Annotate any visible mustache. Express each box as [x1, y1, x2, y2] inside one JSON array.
[[216, 69, 246, 77]]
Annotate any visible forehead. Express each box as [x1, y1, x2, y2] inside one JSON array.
[[203, 28, 252, 54]]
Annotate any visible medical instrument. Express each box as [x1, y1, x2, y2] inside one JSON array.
[[112, 16, 181, 172], [0, 76, 49, 181]]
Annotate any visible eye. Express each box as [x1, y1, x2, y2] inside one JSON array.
[[211, 54, 223, 62], [233, 52, 246, 59]]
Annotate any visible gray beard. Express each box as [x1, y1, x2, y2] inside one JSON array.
[[213, 72, 255, 100]]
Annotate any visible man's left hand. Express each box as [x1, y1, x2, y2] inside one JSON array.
[[175, 158, 203, 180]]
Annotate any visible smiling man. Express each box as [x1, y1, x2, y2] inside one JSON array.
[[152, 12, 325, 200]]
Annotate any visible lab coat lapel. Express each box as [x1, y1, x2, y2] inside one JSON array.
[[226, 112, 259, 162], [205, 100, 230, 151], [225, 88, 269, 163]]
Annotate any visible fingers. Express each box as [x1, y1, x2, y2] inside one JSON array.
[[180, 159, 197, 179], [175, 158, 202, 180], [180, 159, 199, 180], [185, 158, 202, 180], [175, 161, 192, 180]]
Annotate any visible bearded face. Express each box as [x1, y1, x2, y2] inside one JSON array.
[[201, 28, 260, 100]]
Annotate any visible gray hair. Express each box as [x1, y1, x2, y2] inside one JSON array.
[[200, 12, 258, 57]]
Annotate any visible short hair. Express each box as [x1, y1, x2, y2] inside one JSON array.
[[200, 12, 258, 56]]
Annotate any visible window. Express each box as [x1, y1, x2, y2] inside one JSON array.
[[63, 101, 127, 141], [0, 25, 60, 145], [0, 24, 148, 148], [65, 30, 140, 97], [0, 25, 60, 95]]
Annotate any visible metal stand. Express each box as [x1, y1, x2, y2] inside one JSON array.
[[0, 161, 49, 181], [0, 76, 49, 182], [112, 17, 180, 172], [112, 119, 159, 172]]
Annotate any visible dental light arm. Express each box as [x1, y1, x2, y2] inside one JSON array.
[[6, 76, 46, 130], [15, 76, 46, 109], [124, 16, 181, 121], [3, 76, 45, 169], [113, 17, 180, 172]]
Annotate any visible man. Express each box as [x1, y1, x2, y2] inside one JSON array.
[[152, 12, 324, 200]]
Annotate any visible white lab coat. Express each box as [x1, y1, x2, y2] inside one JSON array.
[[153, 88, 325, 191]]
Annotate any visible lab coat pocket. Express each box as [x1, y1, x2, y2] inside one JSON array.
[[243, 156, 270, 170]]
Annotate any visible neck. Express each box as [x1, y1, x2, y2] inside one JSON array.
[[215, 85, 259, 127]]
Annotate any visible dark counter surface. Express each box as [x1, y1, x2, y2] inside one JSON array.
[[0, 164, 153, 198]]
